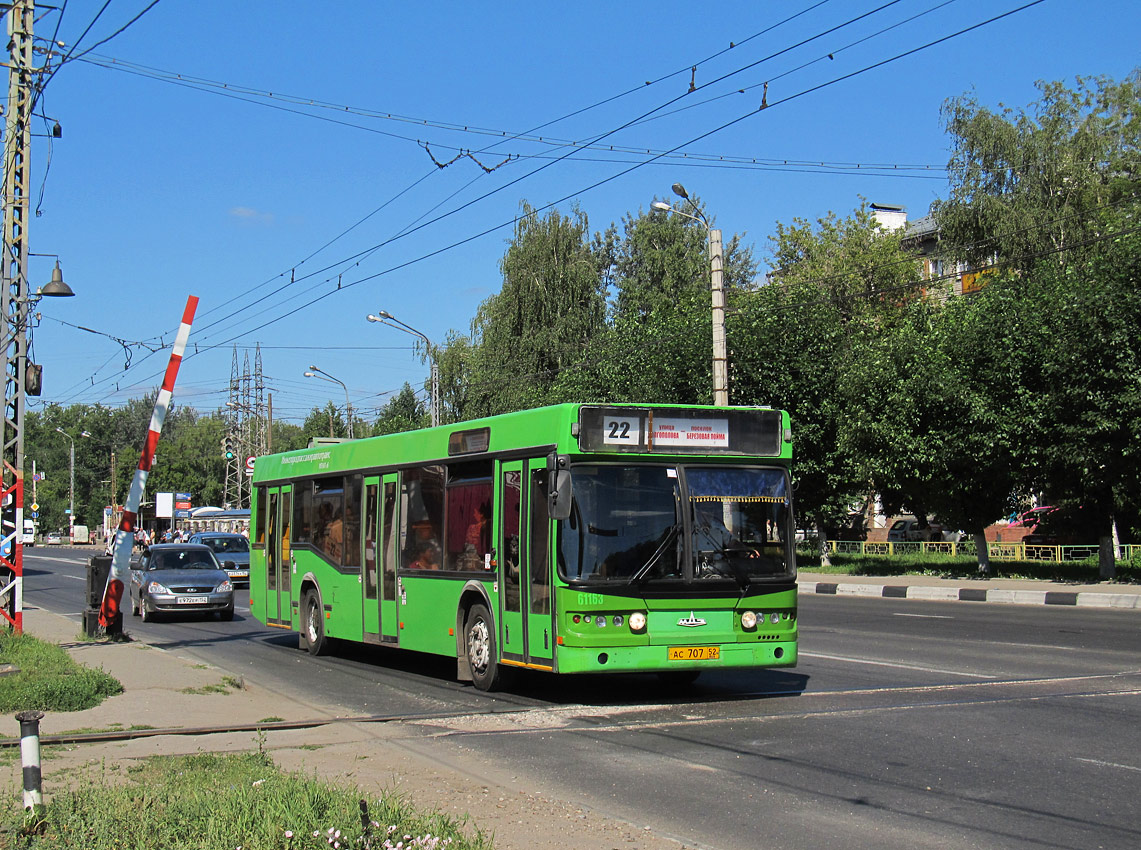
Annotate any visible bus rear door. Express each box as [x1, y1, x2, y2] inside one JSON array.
[[362, 474, 400, 644]]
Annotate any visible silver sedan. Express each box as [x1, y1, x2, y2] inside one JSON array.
[[130, 543, 235, 622]]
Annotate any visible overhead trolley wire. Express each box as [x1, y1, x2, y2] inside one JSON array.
[[60, 1, 1045, 406]]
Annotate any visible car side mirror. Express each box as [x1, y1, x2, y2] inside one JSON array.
[[224, 560, 236, 569]]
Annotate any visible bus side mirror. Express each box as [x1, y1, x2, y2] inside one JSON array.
[[549, 469, 573, 520]]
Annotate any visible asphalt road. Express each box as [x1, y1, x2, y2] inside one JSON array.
[[22, 548, 1141, 850]]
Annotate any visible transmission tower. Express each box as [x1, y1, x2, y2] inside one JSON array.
[[222, 344, 267, 509], [223, 347, 243, 508]]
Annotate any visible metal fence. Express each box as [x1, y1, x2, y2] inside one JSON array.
[[797, 539, 1141, 563]]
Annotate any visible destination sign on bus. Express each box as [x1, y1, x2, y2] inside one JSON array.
[[577, 406, 782, 456]]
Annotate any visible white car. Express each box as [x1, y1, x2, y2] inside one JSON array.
[[887, 519, 954, 542], [44, 532, 64, 545]]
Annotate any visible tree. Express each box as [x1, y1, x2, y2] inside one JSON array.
[[465, 202, 607, 417], [301, 402, 348, 444], [374, 383, 427, 434], [933, 71, 1140, 272], [733, 205, 920, 564], [553, 200, 756, 404], [933, 72, 1141, 576]]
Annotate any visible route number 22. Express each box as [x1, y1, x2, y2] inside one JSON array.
[[603, 417, 641, 446]]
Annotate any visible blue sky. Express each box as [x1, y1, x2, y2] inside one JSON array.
[[21, 0, 1139, 424]]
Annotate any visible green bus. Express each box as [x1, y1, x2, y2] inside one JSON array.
[[249, 403, 798, 690]]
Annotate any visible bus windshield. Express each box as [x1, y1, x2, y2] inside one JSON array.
[[557, 464, 794, 586]]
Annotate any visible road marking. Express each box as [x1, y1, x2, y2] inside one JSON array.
[[892, 613, 953, 619], [1075, 757, 1141, 773], [800, 651, 996, 679]]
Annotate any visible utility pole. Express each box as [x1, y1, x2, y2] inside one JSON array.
[[1, 0, 36, 631], [709, 227, 728, 406]]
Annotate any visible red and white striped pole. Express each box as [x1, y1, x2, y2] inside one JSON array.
[[98, 296, 198, 631]]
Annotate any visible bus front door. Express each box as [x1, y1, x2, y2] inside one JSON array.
[[525, 461, 553, 667], [265, 486, 293, 627], [498, 460, 554, 669], [499, 461, 525, 660]]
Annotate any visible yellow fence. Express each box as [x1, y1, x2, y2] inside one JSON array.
[[798, 540, 1141, 563]]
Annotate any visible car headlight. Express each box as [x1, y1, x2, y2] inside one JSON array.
[[146, 581, 171, 595], [216, 580, 234, 593], [740, 610, 758, 630]]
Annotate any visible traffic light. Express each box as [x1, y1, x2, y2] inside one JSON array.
[[222, 435, 235, 461]]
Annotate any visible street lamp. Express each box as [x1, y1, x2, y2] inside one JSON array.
[[54, 427, 90, 535], [304, 366, 353, 439], [653, 183, 728, 406], [367, 311, 439, 427]]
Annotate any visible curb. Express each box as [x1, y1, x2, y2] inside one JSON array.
[[797, 581, 1141, 609]]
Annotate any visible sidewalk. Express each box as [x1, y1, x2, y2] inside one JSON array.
[[798, 571, 1141, 609], [3, 606, 691, 850]]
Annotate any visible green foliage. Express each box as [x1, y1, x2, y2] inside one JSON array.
[[3, 751, 492, 850], [373, 383, 427, 434], [464, 202, 607, 417], [933, 71, 1141, 269], [24, 399, 231, 531], [0, 632, 122, 712], [734, 205, 920, 531], [552, 200, 756, 404], [300, 402, 348, 444]]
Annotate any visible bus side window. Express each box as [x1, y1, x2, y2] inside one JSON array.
[[530, 469, 550, 614], [401, 466, 444, 570]]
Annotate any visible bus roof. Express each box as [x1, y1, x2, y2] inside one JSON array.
[[252, 402, 790, 484]]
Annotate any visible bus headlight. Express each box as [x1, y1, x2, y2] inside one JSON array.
[[740, 610, 758, 630], [629, 612, 647, 632]]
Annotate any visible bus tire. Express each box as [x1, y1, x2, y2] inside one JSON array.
[[464, 602, 502, 692], [303, 590, 330, 656]]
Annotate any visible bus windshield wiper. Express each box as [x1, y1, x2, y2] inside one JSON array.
[[627, 524, 680, 585]]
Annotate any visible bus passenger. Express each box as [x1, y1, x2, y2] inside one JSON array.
[[410, 540, 441, 570]]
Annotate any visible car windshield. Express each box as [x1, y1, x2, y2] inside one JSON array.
[[148, 549, 220, 571], [556, 464, 794, 587], [200, 536, 248, 554]]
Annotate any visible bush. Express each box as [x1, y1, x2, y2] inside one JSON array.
[[0, 632, 122, 712]]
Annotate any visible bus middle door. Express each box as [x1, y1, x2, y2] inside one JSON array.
[[265, 486, 293, 627]]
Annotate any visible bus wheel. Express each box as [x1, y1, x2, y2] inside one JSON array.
[[464, 603, 501, 692], [303, 590, 329, 656]]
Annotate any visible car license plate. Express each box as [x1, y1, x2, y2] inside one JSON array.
[[668, 645, 720, 661], [229, 571, 249, 578], [176, 595, 208, 605]]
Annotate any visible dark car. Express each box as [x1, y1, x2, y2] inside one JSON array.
[[1023, 506, 1098, 545], [188, 532, 251, 587], [130, 543, 234, 622]]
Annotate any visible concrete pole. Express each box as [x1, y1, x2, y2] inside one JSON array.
[[430, 359, 440, 428], [709, 228, 728, 406]]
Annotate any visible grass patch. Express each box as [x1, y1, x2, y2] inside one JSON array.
[[801, 551, 1141, 583], [4, 750, 492, 850], [178, 676, 243, 696], [0, 633, 122, 712]]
